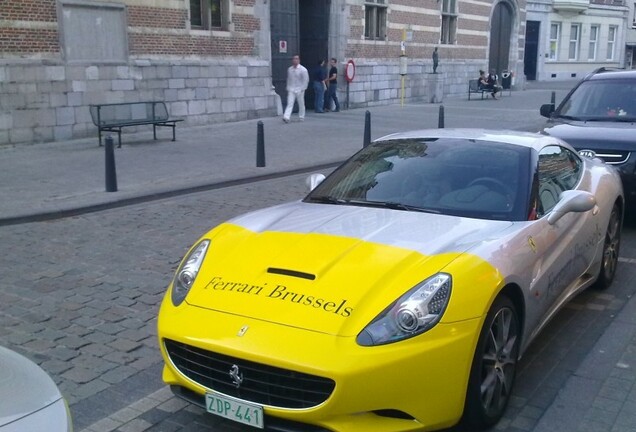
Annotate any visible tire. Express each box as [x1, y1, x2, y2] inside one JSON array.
[[593, 204, 621, 290], [463, 296, 520, 430]]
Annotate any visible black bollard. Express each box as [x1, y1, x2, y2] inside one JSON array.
[[256, 121, 265, 167], [550, 91, 556, 111], [363, 111, 371, 147], [105, 135, 118, 192], [438, 105, 445, 129]]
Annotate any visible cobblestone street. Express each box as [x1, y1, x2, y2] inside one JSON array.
[[1, 170, 636, 432]]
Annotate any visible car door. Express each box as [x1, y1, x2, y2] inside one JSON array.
[[523, 145, 593, 340]]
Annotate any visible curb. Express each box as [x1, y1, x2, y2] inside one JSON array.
[[0, 161, 342, 227]]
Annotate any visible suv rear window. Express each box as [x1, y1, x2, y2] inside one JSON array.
[[559, 79, 636, 121]]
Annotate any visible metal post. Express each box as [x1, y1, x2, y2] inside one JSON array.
[[256, 121, 265, 167], [550, 91, 556, 111], [438, 105, 445, 129], [346, 82, 350, 110], [105, 135, 118, 192], [363, 111, 371, 148]]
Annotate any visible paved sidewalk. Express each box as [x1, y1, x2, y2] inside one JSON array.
[[533, 281, 636, 432], [0, 81, 573, 224]]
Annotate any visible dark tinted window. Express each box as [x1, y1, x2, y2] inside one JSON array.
[[305, 138, 531, 221], [559, 79, 636, 121], [537, 145, 582, 216]]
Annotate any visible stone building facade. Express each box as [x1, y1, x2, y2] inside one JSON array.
[[625, 0, 636, 68], [1, 0, 526, 146], [525, 0, 628, 81], [0, 0, 277, 146], [338, 0, 527, 106]]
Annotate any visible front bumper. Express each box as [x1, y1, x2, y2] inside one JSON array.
[[158, 296, 482, 432]]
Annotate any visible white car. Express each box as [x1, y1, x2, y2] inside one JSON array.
[[0, 346, 72, 432]]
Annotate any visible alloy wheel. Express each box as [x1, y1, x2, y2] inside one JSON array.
[[480, 307, 518, 417], [602, 208, 621, 283]]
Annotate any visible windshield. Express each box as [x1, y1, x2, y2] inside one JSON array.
[[558, 79, 636, 121], [304, 138, 532, 221]]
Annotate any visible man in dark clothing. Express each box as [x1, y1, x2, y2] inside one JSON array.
[[312, 60, 327, 113], [324, 58, 341, 112]]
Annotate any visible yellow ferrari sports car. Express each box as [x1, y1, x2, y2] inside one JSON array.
[[158, 129, 623, 431]]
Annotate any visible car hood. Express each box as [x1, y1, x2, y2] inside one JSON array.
[[542, 120, 636, 150], [185, 202, 512, 336], [0, 346, 62, 427]]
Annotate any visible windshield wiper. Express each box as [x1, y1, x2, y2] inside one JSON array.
[[345, 199, 441, 214], [305, 195, 347, 205], [307, 197, 441, 213]]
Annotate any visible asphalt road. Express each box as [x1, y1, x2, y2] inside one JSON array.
[[1, 168, 636, 432]]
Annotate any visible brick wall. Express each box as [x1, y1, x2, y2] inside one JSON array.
[[0, 0, 59, 54], [0, 28, 59, 54], [129, 34, 255, 56], [127, 6, 187, 29], [0, 0, 57, 22]]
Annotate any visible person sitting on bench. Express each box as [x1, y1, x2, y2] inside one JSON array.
[[478, 70, 500, 99]]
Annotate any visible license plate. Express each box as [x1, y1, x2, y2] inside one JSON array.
[[205, 392, 264, 429]]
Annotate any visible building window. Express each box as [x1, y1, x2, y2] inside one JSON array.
[[568, 24, 580, 60], [588, 25, 599, 61], [607, 25, 617, 60], [440, 0, 457, 44], [549, 23, 560, 61], [364, 0, 387, 40], [190, 0, 225, 29]]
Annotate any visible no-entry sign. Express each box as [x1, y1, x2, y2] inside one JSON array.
[[345, 60, 356, 83]]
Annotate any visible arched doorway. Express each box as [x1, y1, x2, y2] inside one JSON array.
[[489, 1, 514, 76]]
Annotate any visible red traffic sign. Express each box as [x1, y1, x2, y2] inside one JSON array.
[[345, 60, 356, 83]]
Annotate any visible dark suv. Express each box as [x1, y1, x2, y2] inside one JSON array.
[[540, 69, 636, 203]]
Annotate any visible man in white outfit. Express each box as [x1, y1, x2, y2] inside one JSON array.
[[283, 55, 309, 123]]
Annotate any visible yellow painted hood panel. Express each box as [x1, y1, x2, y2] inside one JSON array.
[[185, 223, 464, 337], [184, 202, 512, 336]]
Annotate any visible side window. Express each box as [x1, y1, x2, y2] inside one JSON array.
[[537, 146, 582, 216]]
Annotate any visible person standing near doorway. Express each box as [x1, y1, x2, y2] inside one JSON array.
[[283, 54, 309, 123], [325, 57, 340, 112], [311, 59, 327, 113]]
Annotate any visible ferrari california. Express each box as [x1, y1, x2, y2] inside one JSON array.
[[158, 129, 623, 432]]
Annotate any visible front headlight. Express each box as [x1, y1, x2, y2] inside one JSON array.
[[357, 273, 452, 346], [171, 239, 210, 306]]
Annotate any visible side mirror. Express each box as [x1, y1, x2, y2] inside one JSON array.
[[306, 173, 326, 192], [547, 190, 596, 225], [540, 103, 555, 118]]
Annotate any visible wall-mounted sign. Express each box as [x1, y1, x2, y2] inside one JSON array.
[[279, 40, 287, 54]]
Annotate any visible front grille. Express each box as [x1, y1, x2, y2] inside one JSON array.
[[591, 150, 630, 165], [164, 339, 335, 409]]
